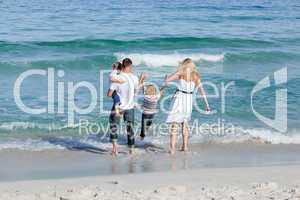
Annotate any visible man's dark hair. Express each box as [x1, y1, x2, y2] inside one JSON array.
[[122, 58, 132, 68]]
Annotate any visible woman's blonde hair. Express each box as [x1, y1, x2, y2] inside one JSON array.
[[177, 58, 199, 81], [144, 84, 157, 96]]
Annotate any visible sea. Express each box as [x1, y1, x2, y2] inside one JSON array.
[[0, 0, 299, 151]]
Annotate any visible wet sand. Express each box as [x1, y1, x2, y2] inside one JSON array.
[[1, 143, 300, 182]]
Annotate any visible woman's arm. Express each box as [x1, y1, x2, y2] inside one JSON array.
[[165, 71, 181, 83], [195, 74, 210, 112]]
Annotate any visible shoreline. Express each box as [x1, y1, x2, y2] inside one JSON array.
[[1, 143, 300, 182], [1, 165, 299, 199]]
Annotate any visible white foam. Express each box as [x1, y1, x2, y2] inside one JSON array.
[[244, 128, 300, 144], [0, 139, 65, 151], [114, 52, 224, 67], [208, 127, 300, 145], [0, 122, 64, 131], [0, 122, 42, 130], [0, 136, 113, 152], [0, 127, 299, 152]]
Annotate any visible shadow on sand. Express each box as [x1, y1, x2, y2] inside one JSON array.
[[42, 135, 109, 155], [42, 134, 166, 155]]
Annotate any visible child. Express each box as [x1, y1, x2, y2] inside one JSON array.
[[109, 62, 125, 116], [140, 83, 166, 140]]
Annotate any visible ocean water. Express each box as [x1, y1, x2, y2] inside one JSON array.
[[0, 0, 300, 151]]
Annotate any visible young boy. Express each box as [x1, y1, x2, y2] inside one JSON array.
[[109, 62, 124, 116], [140, 83, 166, 140]]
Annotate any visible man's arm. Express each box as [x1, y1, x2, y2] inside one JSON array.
[[110, 73, 126, 89], [110, 77, 126, 84], [138, 73, 145, 88], [134, 73, 145, 95]]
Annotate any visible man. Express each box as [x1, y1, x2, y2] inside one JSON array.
[[107, 58, 144, 155]]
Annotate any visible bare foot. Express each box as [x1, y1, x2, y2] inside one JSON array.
[[129, 147, 135, 155], [111, 148, 118, 156], [180, 146, 188, 152], [169, 148, 175, 155]]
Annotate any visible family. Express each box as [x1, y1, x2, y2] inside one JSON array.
[[107, 58, 210, 156]]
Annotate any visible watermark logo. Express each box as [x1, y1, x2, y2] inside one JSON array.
[[11, 67, 288, 136], [251, 67, 287, 133], [13, 68, 98, 126]]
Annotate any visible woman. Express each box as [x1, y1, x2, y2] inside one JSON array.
[[165, 58, 210, 154]]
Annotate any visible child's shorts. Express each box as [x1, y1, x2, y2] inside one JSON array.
[[112, 91, 120, 105]]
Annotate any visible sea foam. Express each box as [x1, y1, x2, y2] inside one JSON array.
[[114, 52, 224, 67], [0, 139, 65, 151], [0, 126, 299, 152]]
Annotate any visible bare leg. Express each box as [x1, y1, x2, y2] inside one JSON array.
[[115, 105, 121, 117], [169, 123, 177, 155], [129, 147, 134, 155], [112, 140, 118, 156], [180, 121, 189, 152]]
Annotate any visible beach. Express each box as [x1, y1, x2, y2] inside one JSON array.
[[1, 143, 300, 181], [1, 164, 300, 200], [1, 143, 300, 199], [1, 0, 300, 199]]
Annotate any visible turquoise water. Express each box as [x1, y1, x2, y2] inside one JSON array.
[[0, 0, 300, 150]]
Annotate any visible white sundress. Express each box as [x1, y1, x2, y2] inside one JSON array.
[[166, 79, 196, 123]]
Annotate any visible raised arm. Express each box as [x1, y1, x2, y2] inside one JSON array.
[[138, 73, 146, 88], [134, 73, 145, 95], [195, 73, 210, 112], [165, 71, 181, 83]]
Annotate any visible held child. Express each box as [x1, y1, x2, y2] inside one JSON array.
[[140, 83, 166, 140], [109, 62, 124, 116]]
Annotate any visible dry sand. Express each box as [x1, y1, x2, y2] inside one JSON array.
[[0, 165, 300, 200]]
